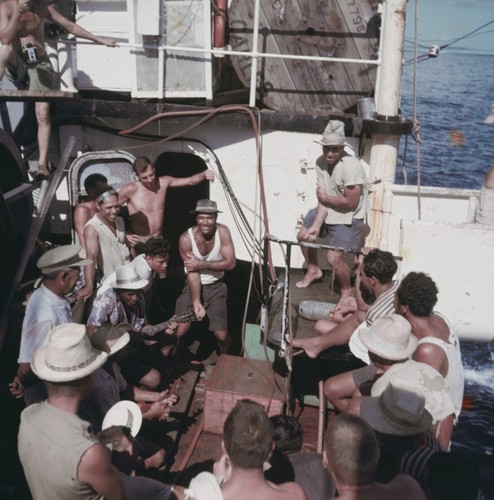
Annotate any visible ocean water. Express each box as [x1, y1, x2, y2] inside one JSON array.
[[399, 52, 494, 497]]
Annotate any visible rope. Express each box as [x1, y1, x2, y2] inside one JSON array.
[[412, 0, 421, 219]]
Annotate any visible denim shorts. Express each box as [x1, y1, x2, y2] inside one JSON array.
[[303, 208, 364, 251]]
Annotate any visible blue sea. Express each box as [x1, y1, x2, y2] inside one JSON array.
[[399, 51, 494, 497]]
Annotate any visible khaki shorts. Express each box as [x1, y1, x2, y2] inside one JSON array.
[[175, 280, 228, 332], [6, 52, 58, 91]]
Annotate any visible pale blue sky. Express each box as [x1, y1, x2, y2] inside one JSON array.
[[404, 0, 494, 54]]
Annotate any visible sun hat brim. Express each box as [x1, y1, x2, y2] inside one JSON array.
[[360, 396, 433, 436], [31, 344, 107, 383], [108, 277, 149, 290], [371, 360, 456, 423], [358, 326, 417, 361], [348, 324, 371, 364], [102, 400, 143, 437], [314, 139, 349, 147]]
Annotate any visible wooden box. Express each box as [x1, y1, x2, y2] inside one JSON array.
[[203, 355, 285, 434]]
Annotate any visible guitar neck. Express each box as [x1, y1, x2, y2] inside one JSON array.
[[141, 319, 173, 337]]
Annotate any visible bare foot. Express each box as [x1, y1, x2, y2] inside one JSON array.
[[295, 269, 323, 289], [329, 294, 357, 322], [286, 335, 324, 359]]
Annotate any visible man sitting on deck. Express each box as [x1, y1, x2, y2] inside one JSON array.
[[289, 248, 398, 359], [323, 413, 426, 500], [10, 244, 92, 405], [78, 185, 131, 302], [395, 272, 464, 448], [87, 263, 176, 389], [0, 0, 116, 180], [185, 400, 308, 500], [295, 120, 368, 318], [118, 156, 215, 249]]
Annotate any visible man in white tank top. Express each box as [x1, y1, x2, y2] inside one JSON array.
[[395, 272, 465, 451], [175, 199, 236, 354]]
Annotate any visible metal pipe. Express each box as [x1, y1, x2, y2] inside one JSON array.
[[249, 0, 262, 107]]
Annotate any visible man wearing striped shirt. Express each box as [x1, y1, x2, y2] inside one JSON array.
[[290, 248, 398, 359]]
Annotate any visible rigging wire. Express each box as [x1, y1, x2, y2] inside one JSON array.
[[412, 0, 421, 219]]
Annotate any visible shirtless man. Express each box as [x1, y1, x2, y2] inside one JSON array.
[[185, 400, 307, 500], [175, 199, 236, 354], [119, 156, 214, 246], [0, 0, 116, 180], [73, 173, 108, 246], [324, 413, 426, 500]]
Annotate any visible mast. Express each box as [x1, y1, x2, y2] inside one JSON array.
[[367, 0, 408, 248]]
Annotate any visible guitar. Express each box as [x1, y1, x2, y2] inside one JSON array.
[[118, 308, 196, 341]]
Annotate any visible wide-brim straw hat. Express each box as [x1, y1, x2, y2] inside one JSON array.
[[190, 199, 222, 214], [108, 263, 149, 290], [361, 378, 433, 436], [91, 324, 130, 356], [102, 400, 142, 437], [358, 314, 417, 361], [37, 244, 92, 274], [31, 323, 107, 383], [371, 360, 456, 423], [314, 120, 349, 147]]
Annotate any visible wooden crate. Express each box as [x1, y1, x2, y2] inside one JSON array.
[[203, 355, 285, 434]]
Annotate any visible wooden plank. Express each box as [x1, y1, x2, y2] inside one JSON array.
[[0, 89, 77, 101]]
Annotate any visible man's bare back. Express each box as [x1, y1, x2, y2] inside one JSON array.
[[221, 477, 307, 500]]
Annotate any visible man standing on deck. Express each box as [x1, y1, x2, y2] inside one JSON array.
[[118, 156, 215, 248], [295, 120, 368, 316], [0, 0, 117, 180], [9, 244, 92, 405], [175, 199, 236, 354]]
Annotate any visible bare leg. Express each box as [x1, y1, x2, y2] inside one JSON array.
[[35, 101, 51, 179], [287, 334, 334, 359], [214, 329, 230, 354], [0, 45, 17, 81], [173, 322, 191, 355], [323, 371, 357, 413], [296, 226, 323, 288], [326, 249, 356, 315], [314, 319, 338, 335], [138, 368, 161, 390]]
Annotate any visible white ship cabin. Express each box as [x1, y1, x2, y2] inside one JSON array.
[[0, 0, 493, 342]]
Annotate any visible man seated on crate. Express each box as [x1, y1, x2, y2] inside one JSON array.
[[185, 400, 308, 500], [0, 0, 117, 180], [87, 262, 177, 390], [118, 156, 215, 251], [175, 199, 236, 355]]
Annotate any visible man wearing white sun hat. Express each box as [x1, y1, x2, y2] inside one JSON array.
[[17, 323, 124, 500], [323, 314, 417, 415]]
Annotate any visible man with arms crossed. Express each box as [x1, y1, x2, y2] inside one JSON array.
[[296, 120, 368, 317], [175, 199, 236, 354], [0, 0, 116, 180], [119, 156, 214, 246]]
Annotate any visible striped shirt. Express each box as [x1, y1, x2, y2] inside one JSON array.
[[365, 281, 399, 326]]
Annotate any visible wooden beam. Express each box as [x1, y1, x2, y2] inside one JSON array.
[[0, 89, 77, 101]]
